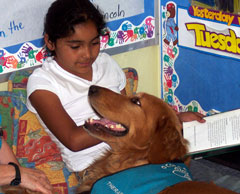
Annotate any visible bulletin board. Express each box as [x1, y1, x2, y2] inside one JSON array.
[[0, 0, 156, 76], [160, 0, 240, 114]]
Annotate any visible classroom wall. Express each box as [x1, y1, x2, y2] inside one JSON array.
[[112, 45, 160, 97]]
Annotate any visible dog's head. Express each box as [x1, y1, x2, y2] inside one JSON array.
[[84, 85, 189, 164]]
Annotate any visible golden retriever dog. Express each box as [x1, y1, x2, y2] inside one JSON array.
[[77, 85, 237, 194]]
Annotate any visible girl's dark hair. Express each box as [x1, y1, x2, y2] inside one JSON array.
[[44, 0, 106, 44]]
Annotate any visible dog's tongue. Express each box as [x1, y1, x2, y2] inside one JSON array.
[[87, 118, 126, 132]]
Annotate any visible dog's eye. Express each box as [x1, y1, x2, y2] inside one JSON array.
[[131, 97, 141, 106]]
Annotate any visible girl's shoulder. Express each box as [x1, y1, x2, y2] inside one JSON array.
[[96, 52, 118, 67], [28, 58, 58, 86], [30, 57, 57, 77], [96, 52, 111, 61]]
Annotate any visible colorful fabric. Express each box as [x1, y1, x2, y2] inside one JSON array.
[[123, 67, 138, 96], [0, 137, 2, 149], [91, 163, 192, 194], [0, 93, 15, 147], [0, 70, 79, 194]]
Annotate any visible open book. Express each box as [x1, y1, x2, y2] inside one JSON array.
[[183, 109, 240, 159]]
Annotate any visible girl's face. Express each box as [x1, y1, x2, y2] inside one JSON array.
[[45, 20, 100, 80]]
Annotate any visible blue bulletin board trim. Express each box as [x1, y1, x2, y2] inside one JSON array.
[[4, 38, 44, 54]]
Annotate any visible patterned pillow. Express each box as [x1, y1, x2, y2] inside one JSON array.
[[123, 67, 138, 96], [0, 92, 15, 147], [0, 70, 79, 194]]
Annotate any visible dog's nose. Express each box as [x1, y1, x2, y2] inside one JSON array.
[[88, 85, 98, 96]]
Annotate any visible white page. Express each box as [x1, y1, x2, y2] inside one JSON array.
[[183, 109, 240, 154]]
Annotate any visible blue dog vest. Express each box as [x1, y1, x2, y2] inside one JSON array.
[[91, 162, 192, 194]]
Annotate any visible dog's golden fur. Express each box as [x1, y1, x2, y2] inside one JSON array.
[[0, 186, 40, 194], [78, 85, 237, 194]]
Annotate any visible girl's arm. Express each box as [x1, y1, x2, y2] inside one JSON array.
[[29, 90, 101, 152], [178, 112, 206, 123]]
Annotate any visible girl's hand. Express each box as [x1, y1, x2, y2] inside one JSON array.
[[20, 167, 53, 194], [178, 112, 206, 123]]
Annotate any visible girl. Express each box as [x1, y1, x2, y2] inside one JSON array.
[[26, 0, 126, 172]]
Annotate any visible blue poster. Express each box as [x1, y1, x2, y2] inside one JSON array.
[[160, 0, 240, 114]]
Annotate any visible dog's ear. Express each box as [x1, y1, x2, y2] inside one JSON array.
[[147, 115, 188, 164]]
